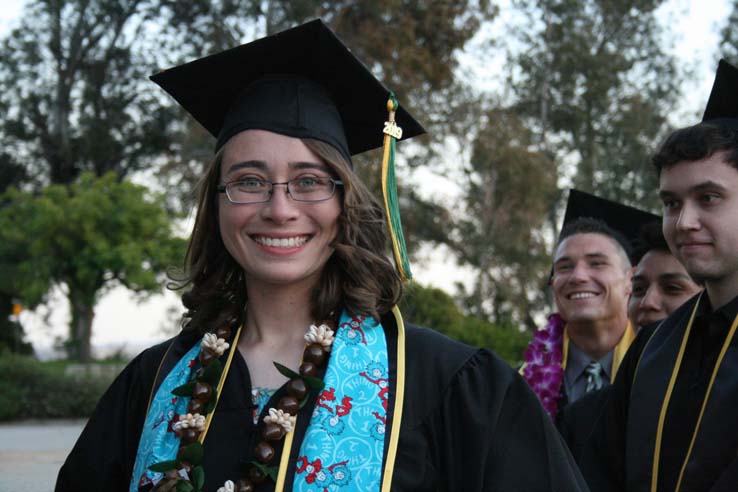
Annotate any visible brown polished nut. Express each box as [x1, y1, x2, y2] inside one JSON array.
[[235, 478, 255, 492], [254, 441, 275, 464], [199, 350, 215, 366], [286, 378, 308, 400], [215, 326, 232, 340], [179, 427, 198, 445], [175, 448, 194, 472], [192, 381, 213, 402], [278, 395, 300, 415], [187, 399, 204, 414], [299, 361, 318, 377], [248, 464, 267, 484], [262, 422, 286, 441], [303, 343, 325, 365]]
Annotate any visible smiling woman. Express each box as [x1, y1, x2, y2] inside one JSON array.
[[56, 20, 587, 492]]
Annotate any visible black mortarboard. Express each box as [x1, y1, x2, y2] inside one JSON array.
[[702, 59, 738, 129], [558, 189, 660, 263], [150, 19, 425, 163]]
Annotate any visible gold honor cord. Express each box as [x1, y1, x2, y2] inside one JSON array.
[[650, 297, 701, 492], [381, 305, 407, 492], [611, 321, 636, 380], [674, 309, 738, 491], [199, 326, 243, 445], [274, 425, 296, 492]]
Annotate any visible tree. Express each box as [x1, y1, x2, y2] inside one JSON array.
[[0, 0, 178, 186], [0, 173, 186, 361], [510, 0, 680, 209], [451, 107, 558, 330], [720, 1, 738, 62], [0, 156, 34, 356], [0, 297, 34, 356]]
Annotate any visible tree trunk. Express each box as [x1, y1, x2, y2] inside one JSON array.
[[68, 287, 95, 362]]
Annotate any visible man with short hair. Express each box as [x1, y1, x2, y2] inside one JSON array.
[[552, 216, 634, 404], [627, 221, 701, 332], [522, 190, 648, 418], [581, 59, 738, 491]]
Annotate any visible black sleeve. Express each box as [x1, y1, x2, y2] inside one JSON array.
[[430, 349, 590, 492], [556, 386, 612, 464], [55, 344, 167, 492]]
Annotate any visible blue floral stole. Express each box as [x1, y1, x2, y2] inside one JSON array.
[[130, 311, 389, 492]]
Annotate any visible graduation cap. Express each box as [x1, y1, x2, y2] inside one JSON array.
[[702, 59, 738, 129], [150, 18, 425, 163], [150, 19, 424, 281], [558, 189, 660, 264]]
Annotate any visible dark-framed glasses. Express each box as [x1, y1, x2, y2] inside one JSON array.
[[217, 176, 344, 204]]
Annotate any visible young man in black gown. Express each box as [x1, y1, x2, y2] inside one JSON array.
[[581, 59, 738, 492]]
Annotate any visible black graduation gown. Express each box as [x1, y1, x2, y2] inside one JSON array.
[[580, 293, 738, 492], [556, 386, 611, 464], [56, 311, 589, 492]]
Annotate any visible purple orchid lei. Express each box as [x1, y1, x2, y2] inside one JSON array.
[[522, 313, 566, 420]]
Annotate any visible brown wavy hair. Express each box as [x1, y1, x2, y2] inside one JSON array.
[[173, 137, 402, 334]]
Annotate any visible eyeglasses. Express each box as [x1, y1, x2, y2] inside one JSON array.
[[217, 176, 344, 204]]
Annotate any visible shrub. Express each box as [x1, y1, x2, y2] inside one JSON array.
[[0, 354, 113, 421], [400, 283, 529, 366]]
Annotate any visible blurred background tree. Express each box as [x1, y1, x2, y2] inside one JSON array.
[[510, 0, 679, 209], [400, 283, 529, 365], [451, 107, 557, 330], [1, 0, 722, 366], [721, 1, 738, 61], [0, 173, 186, 361], [0, 0, 181, 187], [0, 153, 33, 355]]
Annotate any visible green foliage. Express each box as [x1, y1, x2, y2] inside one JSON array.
[[192, 465, 205, 491], [400, 283, 529, 366], [179, 442, 204, 466], [149, 460, 179, 473], [172, 382, 196, 397], [199, 359, 223, 386], [510, 0, 680, 208], [452, 108, 557, 329], [0, 173, 187, 360], [0, 355, 112, 421], [0, 0, 178, 185], [720, 2, 738, 62]]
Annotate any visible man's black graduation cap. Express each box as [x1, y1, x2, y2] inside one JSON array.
[[702, 59, 738, 129], [150, 19, 425, 163], [558, 189, 660, 263]]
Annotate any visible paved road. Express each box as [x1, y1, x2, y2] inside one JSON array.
[[0, 419, 85, 492]]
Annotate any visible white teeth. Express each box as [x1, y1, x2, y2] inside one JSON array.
[[254, 236, 309, 248], [570, 292, 597, 300]]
